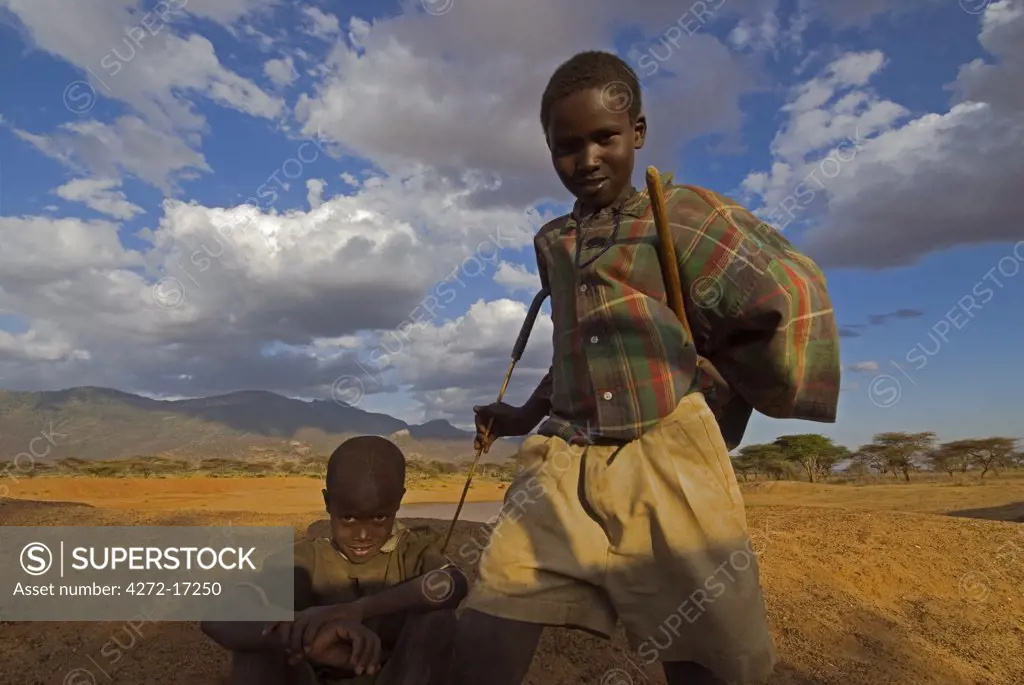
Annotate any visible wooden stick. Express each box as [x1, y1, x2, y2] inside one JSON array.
[[646, 167, 689, 337]]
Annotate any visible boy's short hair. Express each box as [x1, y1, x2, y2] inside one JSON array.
[[540, 50, 643, 130], [326, 435, 406, 495]]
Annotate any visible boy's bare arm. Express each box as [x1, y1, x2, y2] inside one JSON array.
[[199, 583, 292, 652], [354, 564, 469, 620], [201, 617, 285, 652], [201, 559, 314, 652], [520, 241, 554, 423], [520, 368, 552, 425], [671, 185, 841, 423]]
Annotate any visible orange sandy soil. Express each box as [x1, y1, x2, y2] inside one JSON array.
[[5, 476, 509, 514], [1, 476, 1023, 685]]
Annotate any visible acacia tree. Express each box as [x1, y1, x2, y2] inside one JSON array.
[[731, 448, 759, 481], [773, 434, 845, 483], [927, 444, 970, 478], [943, 437, 1019, 479], [844, 460, 872, 478], [861, 432, 936, 482], [733, 444, 788, 481], [853, 443, 891, 477], [762, 455, 793, 481]]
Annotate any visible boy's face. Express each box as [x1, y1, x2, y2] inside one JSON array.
[[545, 86, 646, 213], [322, 481, 405, 561]]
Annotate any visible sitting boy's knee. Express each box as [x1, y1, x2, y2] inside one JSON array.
[[422, 607, 458, 627], [409, 608, 457, 637], [424, 607, 458, 626], [401, 608, 458, 651], [382, 610, 458, 685], [228, 651, 288, 685]]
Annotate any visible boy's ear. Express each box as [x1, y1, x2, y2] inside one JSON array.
[[633, 114, 647, 150]]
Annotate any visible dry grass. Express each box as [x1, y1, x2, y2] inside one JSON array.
[[18, 455, 516, 481], [740, 471, 1024, 520]]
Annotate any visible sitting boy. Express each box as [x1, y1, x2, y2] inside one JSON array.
[[201, 435, 467, 685]]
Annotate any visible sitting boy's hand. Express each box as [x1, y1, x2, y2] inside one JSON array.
[[304, 618, 382, 676], [474, 402, 532, 451], [263, 603, 364, 660]]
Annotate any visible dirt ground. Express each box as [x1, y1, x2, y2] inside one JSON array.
[[4, 476, 509, 513], [1, 476, 1022, 685]]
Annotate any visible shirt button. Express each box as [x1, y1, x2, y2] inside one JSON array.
[[603, 391, 613, 400], [590, 336, 598, 343], [579, 284, 587, 293]]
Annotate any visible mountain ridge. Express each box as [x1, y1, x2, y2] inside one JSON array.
[[0, 386, 519, 463]]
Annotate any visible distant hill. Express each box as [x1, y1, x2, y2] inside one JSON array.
[[0, 387, 519, 464]]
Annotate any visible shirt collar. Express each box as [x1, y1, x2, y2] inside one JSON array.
[[560, 171, 675, 235], [379, 520, 407, 553]]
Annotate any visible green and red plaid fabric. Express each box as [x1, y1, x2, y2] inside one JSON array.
[[531, 172, 840, 449]]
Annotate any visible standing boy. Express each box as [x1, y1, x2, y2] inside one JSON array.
[[452, 51, 841, 685], [202, 435, 467, 685]]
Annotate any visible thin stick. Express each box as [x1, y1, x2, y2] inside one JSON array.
[[441, 363, 511, 552], [442, 287, 549, 553]]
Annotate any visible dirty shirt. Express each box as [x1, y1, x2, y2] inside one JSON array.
[[530, 174, 841, 448]]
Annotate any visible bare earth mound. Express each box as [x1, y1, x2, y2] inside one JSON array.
[[1, 494, 1021, 685]]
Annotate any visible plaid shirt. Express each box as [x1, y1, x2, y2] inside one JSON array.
[[531, 172, 840, 449]]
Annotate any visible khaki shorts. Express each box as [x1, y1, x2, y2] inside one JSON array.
[[464, 392, 776, 684]]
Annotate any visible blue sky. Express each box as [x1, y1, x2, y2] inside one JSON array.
[[0, 0, 1021, 451]]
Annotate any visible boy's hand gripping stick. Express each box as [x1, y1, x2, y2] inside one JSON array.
[[442, 287, 550, 553]]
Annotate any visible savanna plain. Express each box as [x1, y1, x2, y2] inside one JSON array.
[[1, 454, 1022, 685]]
